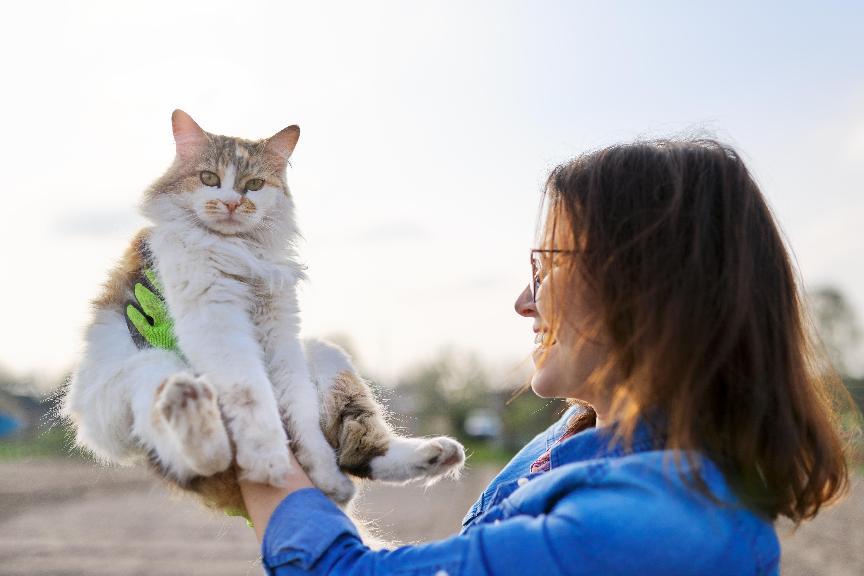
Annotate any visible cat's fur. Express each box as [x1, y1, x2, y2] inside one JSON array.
[[62, 111, 464, 515]]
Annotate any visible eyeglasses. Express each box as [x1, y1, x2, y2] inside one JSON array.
[[530, 249, 574, 303]]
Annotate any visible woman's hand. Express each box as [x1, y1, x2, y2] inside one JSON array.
[[239, 445, 314, 542]]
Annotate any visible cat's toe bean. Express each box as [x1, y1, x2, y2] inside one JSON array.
[[155, 373, 216, 422]]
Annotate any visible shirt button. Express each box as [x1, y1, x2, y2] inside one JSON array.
[[434, 571, 449, 576], [517, 477, 529, 486]]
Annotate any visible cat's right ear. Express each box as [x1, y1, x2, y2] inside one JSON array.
[[264, 125, 300, 167], [171, 109, 208, 159]]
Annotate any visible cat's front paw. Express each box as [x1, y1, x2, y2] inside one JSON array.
[[155, 373, 232, 477], [236, 439, 292, 487]]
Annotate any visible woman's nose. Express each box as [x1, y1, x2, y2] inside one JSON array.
[[514, 284, 536, 317]]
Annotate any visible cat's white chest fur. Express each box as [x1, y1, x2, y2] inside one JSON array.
[[142, 221, 336, 491], [148, 222, 299, 307]]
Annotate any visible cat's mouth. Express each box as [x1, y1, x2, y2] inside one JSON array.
[[187, 204, 254, 235], [203, 214, 250, 234]]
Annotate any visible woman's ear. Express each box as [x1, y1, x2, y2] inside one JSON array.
[[264, 125, 300, 167], [171, 109, 208, 159]]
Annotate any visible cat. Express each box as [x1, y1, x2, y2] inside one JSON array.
[[62, 110, 464, 515]]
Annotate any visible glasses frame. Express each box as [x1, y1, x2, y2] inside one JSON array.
[[530, 248, 575, 303]]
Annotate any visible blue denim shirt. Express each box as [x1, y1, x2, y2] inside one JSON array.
[[261, 407, 780, 575]]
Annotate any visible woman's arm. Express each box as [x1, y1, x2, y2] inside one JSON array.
[[245, 485, 576, 576], [239, 449, 313, 542], [239, 451, 576, 576]]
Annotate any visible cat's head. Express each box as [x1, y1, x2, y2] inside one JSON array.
[[143, 110, 299, 236]]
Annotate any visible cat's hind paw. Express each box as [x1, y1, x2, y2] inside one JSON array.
[[415, 436, 465, 478], [155, 373, 232, 477], [368, 436, 465, 484]]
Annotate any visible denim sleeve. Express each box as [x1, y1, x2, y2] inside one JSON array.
[[262, 488, 579, 576]]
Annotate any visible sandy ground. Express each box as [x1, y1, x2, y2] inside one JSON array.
[[0, 458, 860, 575]]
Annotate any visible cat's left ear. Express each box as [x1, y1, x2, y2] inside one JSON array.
[[264, 126, 300, 166], [171, 109, 208, 159]]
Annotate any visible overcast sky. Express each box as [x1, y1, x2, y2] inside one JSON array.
[[1, 1, 862, 384]]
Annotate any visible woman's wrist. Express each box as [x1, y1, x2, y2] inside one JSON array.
[[238, 449, 314, 542]]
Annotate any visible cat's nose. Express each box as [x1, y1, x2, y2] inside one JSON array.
[[221, 200, 240, 214]]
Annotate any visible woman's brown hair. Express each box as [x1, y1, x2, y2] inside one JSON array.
[[541, 138, 856, 522]]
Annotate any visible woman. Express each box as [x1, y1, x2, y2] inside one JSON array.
[[240, 139, 852, 575]]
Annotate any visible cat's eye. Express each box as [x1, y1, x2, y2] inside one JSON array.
[[245, 178, 265, 192], [200, 171, 220, 187]]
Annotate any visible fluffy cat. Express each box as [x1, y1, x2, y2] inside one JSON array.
[[62, 110, 464, 515]]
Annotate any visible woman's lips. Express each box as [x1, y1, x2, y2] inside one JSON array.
[[534, 331, 556, 346]]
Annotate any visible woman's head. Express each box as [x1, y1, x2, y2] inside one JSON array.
[[515, 244, 613, 404], [518, 138, 853, 521]]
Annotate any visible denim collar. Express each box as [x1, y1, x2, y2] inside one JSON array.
[[548, 413, 666, 470], [460, 414, 668, 532]]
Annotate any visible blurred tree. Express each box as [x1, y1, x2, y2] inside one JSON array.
[[810, 287, 862, 376], [809, 286, 864, 411], [391, 352, 482, 437]]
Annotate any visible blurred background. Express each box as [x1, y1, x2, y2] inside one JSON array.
[[0, 1, 861, 574]]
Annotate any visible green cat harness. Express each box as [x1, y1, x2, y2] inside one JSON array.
[[224, 507, 254, 527], [125, 268, 178, 352]]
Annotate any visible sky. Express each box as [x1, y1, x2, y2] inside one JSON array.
[[0, 1, 862, 385]]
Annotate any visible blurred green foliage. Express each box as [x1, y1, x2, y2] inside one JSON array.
[[387, 351, 566, 464], [0, 427, 74, 461], [810, 287, 864, 412], [0, 384, 79, 461]]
